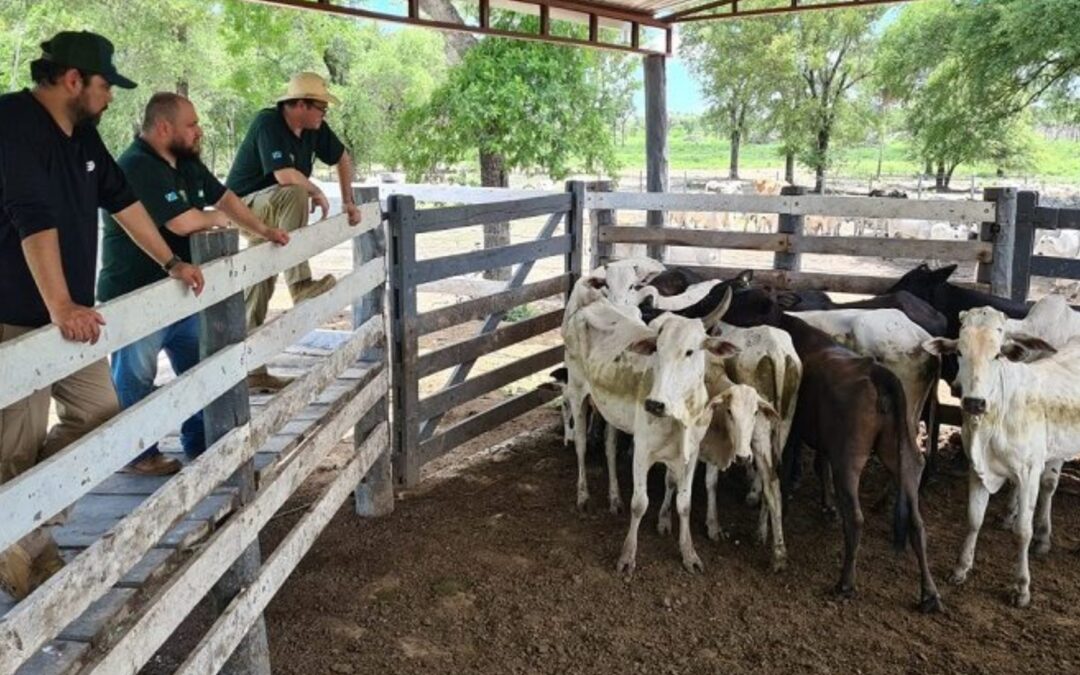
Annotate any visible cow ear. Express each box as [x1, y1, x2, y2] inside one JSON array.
[[933, 264, 958, 283], [628, 337, 657, 355], [758, 399, 780, 421], [1003, 333, 1056, 361], [586, 276, 607, 290], [922, 337, 958, 356], [704, 337, 739, 358], [734, 269, 753, 288]]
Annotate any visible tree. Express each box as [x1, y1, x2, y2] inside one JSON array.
[[393, 21, 629, 279], [682, 17, 789, 179]]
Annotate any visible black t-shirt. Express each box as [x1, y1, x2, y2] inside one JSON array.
[[0, 89, 136, 328], [225, 107, 345, 197], [97, 138, 227, 302]]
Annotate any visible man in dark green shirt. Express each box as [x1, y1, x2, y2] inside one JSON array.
[[226, 72, 361, 391], [99, 92, 289, 475]]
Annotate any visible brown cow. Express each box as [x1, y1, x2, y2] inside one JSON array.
[[724, 289, 943, 613]]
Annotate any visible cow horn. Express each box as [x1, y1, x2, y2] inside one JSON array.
[[702, 287, 733, 330]]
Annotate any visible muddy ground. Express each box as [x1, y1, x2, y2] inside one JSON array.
[[233, 415, 1080, 675]]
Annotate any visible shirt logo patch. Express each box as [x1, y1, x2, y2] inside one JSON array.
[[198, 189, 204, 199], [86, 160, 96, 172], [271, 151, 283, 160], [165, 191, 179, 202]]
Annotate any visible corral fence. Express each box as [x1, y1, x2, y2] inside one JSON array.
[[1011, 190, 1080, 303], [383, 184, 583, 487], [0, 194, 389, 674]]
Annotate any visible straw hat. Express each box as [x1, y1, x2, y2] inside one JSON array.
[[277, 72, 340, 106]]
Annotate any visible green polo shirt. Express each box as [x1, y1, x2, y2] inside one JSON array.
[[97, 137, 227, 302], [225, 107, 345, 197]]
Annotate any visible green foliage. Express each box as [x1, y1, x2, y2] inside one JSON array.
[[503, 303, 533, 323], [392, 20, 633, 182]]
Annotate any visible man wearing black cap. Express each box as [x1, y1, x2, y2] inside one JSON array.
[[0, 31, 204, 601]]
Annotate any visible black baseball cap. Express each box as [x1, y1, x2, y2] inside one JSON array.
[[39, 31, 137, 89]]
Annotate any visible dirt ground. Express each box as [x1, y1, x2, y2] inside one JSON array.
[[222, 417, 1080, 675]]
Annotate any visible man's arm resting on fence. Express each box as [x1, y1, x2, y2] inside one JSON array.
[[21, 229, 105, 343], [113, 201, 205, 295], [273, 167, 330, 221], [214, 191, 290, 245], [335, 151, 362, 226]]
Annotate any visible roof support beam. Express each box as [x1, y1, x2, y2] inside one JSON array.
[[244, 0, 672, 55], [667, 0, 911, 23]]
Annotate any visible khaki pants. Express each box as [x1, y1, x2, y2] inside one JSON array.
[[0, 323, 120, 555], [241, 184, 314, 329]]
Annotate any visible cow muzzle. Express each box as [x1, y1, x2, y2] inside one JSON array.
[[961, 397, 986, 416], [644, 399, 666, 418]]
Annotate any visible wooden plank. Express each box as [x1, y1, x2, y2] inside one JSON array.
[[776, 185, 805, 271], [0, 264, 383, 556], [674, 265, 992, 295], [84, 404, 390, 675], [938, 403, 962, 428], [417, 309, 563, 378], [14, 640, 89, 675], [1034, 206, 1080, 230], [419, 386, 557, 462], [388, 194, 422, 487], [985, 187, 1018, 298], [55, 515, 208, 550], [585, 191, 996, 224], [0, 322, 384, 673], [794, 236, 992, 262], [0, 202, 380, 410], [1030, 255, 1080, 280], [175, 425, 389, 675], [412, 193, 571, 233], [417, 345, 563, 420], [599, 225, 787, 252], [57, 589, 137, 643], [379, 184, 561, 205], [1011, 191, 1039, 302], [410, 235, 571, 284], [415, 274, 571, 335], [588, 181, 616, 269]]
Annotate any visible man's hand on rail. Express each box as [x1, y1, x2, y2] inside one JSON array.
[[265, 227, 290, 246], [50, 301, 106, 344], [310, 190, 330, 221], [169, 262, 205, 296], [345, 202, 362, 227]]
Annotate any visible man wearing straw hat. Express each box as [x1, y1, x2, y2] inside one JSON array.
[[226, 72, 362, 392], [0, 31, 204, 600]]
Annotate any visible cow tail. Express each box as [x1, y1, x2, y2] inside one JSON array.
[[871, 366, 914, 553]]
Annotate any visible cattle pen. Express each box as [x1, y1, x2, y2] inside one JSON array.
[[5, 178, 1080, 674]]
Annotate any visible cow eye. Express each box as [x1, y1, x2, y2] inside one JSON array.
[[685, 349, 694, 357]]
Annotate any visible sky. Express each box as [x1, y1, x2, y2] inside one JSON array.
[[632, 58, 705, 115]]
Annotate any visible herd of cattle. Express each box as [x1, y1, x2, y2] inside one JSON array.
[[552, 258, 1080, 614]]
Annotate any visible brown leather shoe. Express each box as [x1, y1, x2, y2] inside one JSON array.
[[0, 543, 33, 601], [247, 371, 293, 392], [289, 275, 336, 303], [125, 454, 182, 476]]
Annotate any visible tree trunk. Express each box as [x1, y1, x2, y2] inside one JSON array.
[[813, 128, 830, 194], [944, 164, 957, 190], [419, 0, 477, 62], [479, 150, 511, 281], [924, 159, 934, 177], [784, 153, 795, 185], [728, 128, 741, 180], [875, 134, 884, 180], [935, 162, 947, 192]]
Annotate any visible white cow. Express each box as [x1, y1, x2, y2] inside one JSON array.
[[1034, 230, 1080, 259], [793, 309, 937, 439], [924, 308, 1079, 607]]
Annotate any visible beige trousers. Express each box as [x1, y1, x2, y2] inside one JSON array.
[[0, 323, 120, 555], [241, 184, 314, 329]]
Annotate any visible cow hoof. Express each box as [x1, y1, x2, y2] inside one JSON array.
[[770, 556, 787, 574], [707, 525, 728, 542], [608, 497, 624, 516], [682, 553, 705, 574], [657, 518, 673, 536], [919, 593, 944, 614], [1011, 587, 1031, 609], [832, 582, 855, 599], [616, 556, 636, 577], [949, 569, 970, 586], [1032, 539, 1051, 557], [821, 505, 838, 522], [576, 496, 590, 513]]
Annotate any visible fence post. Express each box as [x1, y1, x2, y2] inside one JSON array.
[[775, 185, 806, 284], [979, 187, 1018, 298], [1011, 191, 1040, 304], [191, 229, 271, 675], [352, 187, 394, 517], [567, 182, 586, 287], [388, 195, 421, 487], [586, 180, 615, 270]]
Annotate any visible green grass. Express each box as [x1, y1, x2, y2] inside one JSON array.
[[612, 128, 1080, 182]]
